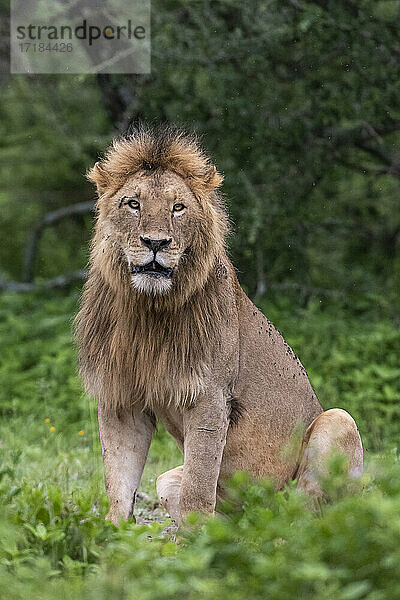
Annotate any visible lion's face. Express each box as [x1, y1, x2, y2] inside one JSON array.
[[104, 170, 205, 295]]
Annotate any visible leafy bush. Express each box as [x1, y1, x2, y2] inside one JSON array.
[[1, 460, 400, 599], [0, 291, 82, 423]]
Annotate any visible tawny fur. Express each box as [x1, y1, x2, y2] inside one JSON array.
[[75, 124, 363, 525]]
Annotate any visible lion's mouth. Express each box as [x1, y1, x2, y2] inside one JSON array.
[[131, 261, 173, 279]]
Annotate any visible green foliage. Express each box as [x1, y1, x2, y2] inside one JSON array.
[[1, 288, 399, 453], [0, 1, 399, 305], [0, 76, 107, 279], [143, 0, 400, 302], [2, 452, 400, 599], [0, 291, 83, 425]]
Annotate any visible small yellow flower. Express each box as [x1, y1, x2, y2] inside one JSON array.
[[44, 418, 50, 423], [49, 426, 55, 432], [78, 430, 84, 436]]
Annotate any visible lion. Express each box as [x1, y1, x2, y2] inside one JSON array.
[[75, 124, 363, 525]]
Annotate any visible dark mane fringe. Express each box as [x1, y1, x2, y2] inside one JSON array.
[[87, 123, 224, 199], [122, 123, 198, 171]]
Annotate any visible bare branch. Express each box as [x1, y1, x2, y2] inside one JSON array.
[[22, 201, 95, 283], [355, 141, 400, 178], [339, 159, 394, 177], [0, 270, 88, 293]]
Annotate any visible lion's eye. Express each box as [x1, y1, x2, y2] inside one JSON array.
[[127, 198, 140, 210], [119, 195, 140, 210], [173, 203, 186, 213]]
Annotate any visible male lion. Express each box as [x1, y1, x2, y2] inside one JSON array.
[[75, 125, 363, 525]]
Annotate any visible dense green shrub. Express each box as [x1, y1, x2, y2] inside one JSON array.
[[0, 291, 82, 422], [1, 460, 400, 599], [1, 1, 399, 304]]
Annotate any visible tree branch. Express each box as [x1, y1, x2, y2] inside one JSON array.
[[0, 270, 88, 293], [22, 201, 95, 283], [355, 141, 400, 178]]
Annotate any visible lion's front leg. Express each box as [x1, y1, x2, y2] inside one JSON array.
[[98, 403, 155, 525], [179, 389, 229, 522]]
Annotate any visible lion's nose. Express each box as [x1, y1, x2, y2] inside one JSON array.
[[140, 237, 172, 254]]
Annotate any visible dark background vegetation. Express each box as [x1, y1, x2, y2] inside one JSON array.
[[1, 0, 399, 307], [0, 1, 400, 598]]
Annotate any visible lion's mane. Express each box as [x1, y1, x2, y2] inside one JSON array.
[[75, 125, 231, 411]]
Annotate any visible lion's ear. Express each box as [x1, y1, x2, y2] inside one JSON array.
[[204, 165, 224, 189], [87, 161, 112, 195]]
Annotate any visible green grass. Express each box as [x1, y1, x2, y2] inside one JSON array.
[[1, 289, 400, 599]]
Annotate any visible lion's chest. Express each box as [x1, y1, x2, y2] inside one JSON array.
[[103, 325, 207, 409], [130, 350, 205, 408]]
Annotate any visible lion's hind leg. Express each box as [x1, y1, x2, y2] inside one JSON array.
[[156, 465, 183, 524], [296, 408, 363, 498]]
